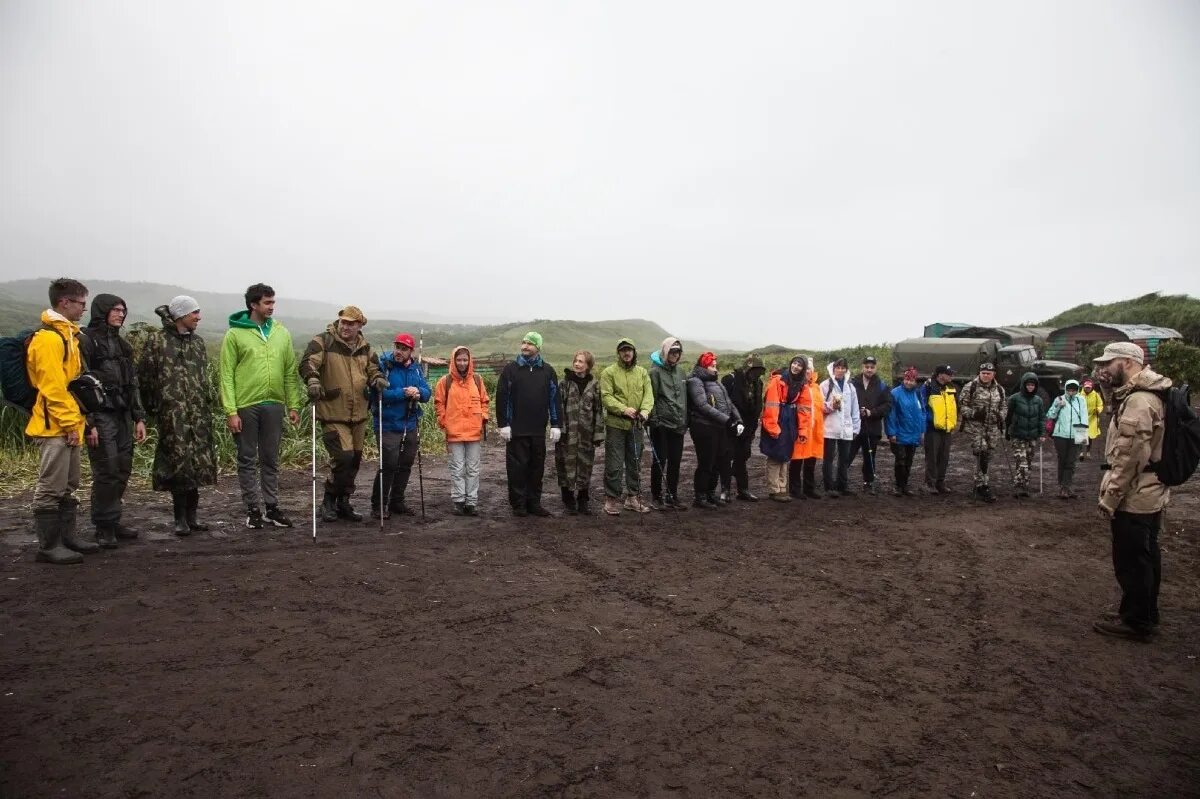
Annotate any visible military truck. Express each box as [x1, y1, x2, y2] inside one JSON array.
[[891, 337, 1084, 397]]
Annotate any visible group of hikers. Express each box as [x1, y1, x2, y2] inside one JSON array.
[[18, 279, 1177, 641]]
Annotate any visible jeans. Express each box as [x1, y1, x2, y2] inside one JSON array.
[[822, 438, 852, 491]]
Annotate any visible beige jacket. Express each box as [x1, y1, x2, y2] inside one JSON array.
[[1099, 367, 1171, 515], [299, 324, 383, 424]]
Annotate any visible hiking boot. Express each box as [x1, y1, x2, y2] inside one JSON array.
[[892, 485, 904, 497], [901, 486, 915, 497], [336, 496, 363, 522], [935, 482, 952, 494], [713, 492, 729, 507], [320, 493, 338, 523], [839, 486, 856, 497], [1014, 488, 1030, 499], [186, 490, 210, 531], [650, 497, 670, 511], [528, 505, 554, 518], [769, 492, 792, 503], [864, 482, 878, 496], [265, 505, 293, 528], [975, 485, 997, 503], [1092, 620, 1155, 641], [825, 489, 841, 499], [370, 506, 390, 520], [113, 523, 138, 541], [561, 488, 578, 515], [804, 487, 823, 500], [94, 523, 119, 549], [694, 494, 718, 510], [452, 502, 466, 516], [624, 495, 651, 514], [1058, 486, 1070, 500], [60, 500, 99, 554], [246, 505, 266, 529], [512, 505, 529, 518], [390, 502, 416, 516], [576, 490, 592, 515], [736, 490, 759, 502], [463, 504, 477, 516], [33, 509, 83, 565], [668, 496, 689, 512], [603, 496, 622, 516], [1100, 610, 1160, 627]]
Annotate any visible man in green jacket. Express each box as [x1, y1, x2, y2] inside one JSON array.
[[599, 339, 654, 515], [219, 283, 304, 530]]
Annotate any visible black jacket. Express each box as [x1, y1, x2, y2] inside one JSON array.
[[851, 373, 892, 437], [497, 354, 560, 436], [78, 294, 145, 421], [686, 366, 742, 430], [721, 368, 764, 429]]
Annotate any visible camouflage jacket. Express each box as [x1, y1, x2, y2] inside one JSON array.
[[958, 378, 1006, 436]]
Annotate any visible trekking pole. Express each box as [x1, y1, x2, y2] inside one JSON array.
[[634, 416, 647, 525], [379, 391, 385, 533], [411, 398, 426, 522], [646, 424, 670, 509], [311, 404, 317, 540], [1039, 439, 1044, 495]]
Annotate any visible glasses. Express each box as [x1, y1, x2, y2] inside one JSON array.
[[65, 298, 87, 307]]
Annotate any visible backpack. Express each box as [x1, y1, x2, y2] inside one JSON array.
[[1134, 385, 1200, 487], [0, 326, 68, 412]]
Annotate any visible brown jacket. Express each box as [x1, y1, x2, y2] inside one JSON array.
[[1099, 367, 1171, 515], [299, 324, 383, 424]]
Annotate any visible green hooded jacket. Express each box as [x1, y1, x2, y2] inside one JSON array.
[[599, 338, 654, 431], [218, 311, 304, 415], [648, 336, 688, 432]]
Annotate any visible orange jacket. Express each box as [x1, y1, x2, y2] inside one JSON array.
[[761, 370, 824, 461], [434, 346, 490, 443]]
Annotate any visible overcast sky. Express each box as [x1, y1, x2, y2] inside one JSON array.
[[2, 1, 1198, 348]]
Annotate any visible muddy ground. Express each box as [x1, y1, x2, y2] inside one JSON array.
[[1, 434, 1198, 798]]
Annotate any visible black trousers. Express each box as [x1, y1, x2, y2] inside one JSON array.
[[649, 427, 685, 501], [724, 426, 754, 493], [506, 435, 546, 510], [87, 410, 134, 525], [822, 438, 853, 491], [787, 458, 818, 497], [924, 428, 952, 486], [690, 425, 730, 498], [891, 443, 916, 488], [371, 428, 419, 510], [848, 432, 883, 485], [1111, 511, 1162, 630]]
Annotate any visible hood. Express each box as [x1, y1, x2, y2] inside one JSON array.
[[228, 309, 274, 333], [739, 354, 765, 379], [1064, 379, 1080, 391], [690, 364, 717, 382], [39, 308, 81, 336], [87, 294, 126, 329], [656, 336, 682, 368], [616, 337, 638, 368], [1020, 371, 1040, 394], [450, 345, 475, 381], [1113, 366, 1172, 401]]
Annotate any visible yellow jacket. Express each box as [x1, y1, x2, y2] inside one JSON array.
[[1084, 388, 1104, 439], [924, 381, 958, 433], [25, 310, 86, 438]]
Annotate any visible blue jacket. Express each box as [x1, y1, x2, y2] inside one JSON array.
[[371, 351, 431, 432], [887, 384, 926, 446]]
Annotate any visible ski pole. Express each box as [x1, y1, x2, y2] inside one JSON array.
[[311, 404, 317, 540], [1039, 439, 1044, 495], [646, 424, 671, 509]]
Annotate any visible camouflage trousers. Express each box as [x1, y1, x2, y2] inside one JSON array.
[[970, 428, 1001, 488], [1010, 439, 1036, 490]]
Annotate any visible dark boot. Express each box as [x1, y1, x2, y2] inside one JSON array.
[[60, 499, 99, 554], [321, 492, 339, 523], [577, 489, 592, 515], [34, 509, 82, 565], [186, 489, 209, 531], [561, 487, 578, 515], [694, 494, 718, 510], [94, 523, 119, 549], [172, 491, 191, 536], [336, 495, 363, 522], [113, 523, 138, 541], [712, 491, 728, 507]]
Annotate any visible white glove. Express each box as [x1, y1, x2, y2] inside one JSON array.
[[735, 423, 745, 437], [549, 427, 562, 444], [499, 426, 512, 442]]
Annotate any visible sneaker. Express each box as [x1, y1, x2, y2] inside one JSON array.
[[769, 492, 792, 503], [265, 505, 293, 528], [1092, 620, 1155, 641], [246, 506, 265, 529], [604, 496, 622, 516], [1100, 610, 1160, 627], [624, 495, 651, 514]]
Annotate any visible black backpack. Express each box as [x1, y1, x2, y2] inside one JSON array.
[[0, 326, 68, 412], [1135, 384, 1200, 487]]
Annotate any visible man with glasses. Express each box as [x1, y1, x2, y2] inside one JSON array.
[[26, 278, 95, 564], [959, 362, 1006, 503]]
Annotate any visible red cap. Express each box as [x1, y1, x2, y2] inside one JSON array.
[[394, 333, 416, 349], [698, 351, 717, 368], [903, 366, 919, 381]]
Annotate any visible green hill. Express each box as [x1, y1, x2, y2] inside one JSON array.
[[0, 293, 48, 336], [1040, 292, 1200, 345]]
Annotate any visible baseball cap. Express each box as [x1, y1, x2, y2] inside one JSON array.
[[862, 356, 877, 365], [394, 333, 416, 348], [338, 305, 367, 325], [1093, 341, 1145, 365]]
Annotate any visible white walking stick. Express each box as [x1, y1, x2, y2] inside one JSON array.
[[379, 392, 385, 533], [311, 404, 317, 540], [1038, 439, 1044, 495]]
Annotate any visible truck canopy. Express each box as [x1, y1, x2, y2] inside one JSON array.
[[891, 338, 998, 381]]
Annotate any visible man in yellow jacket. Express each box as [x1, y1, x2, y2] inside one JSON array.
[[26, 278, 97, 564]]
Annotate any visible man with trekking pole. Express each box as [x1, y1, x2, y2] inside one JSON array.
[[599, 339, 655, 515], [848, 355, 892, 496], [370, 333, 430, 520]]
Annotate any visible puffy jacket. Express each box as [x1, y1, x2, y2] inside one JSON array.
[[1005, 372, 1045, 441], [686, 365, 742, 430], [819, 370, 861, 441], [434, 346, 489, 443], [1047, 381, 1089, 440], [923, 380, 958, 432], [648, 337, 688, 432], [24, 309, 86, 438], [78, 294, 145, 422], [721, 355, 765, 430], [1084, 388, 1104, 438], [299, 323, 383, 424], [1100, 367, 1171, 514], [219, 312, 304, 415], [372, 350, 431, 433], [886, 384, 925, 446], [851, 372, 892, 437], [599, 339, 654, 431], [497, 353, 560, 435]]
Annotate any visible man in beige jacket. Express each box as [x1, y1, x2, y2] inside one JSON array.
[[1092, 342, 1171, 641]]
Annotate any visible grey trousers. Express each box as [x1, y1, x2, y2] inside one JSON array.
[[235, 403, 284, 508], [33, 435, 81, 513], [447, 441, 481, 504]]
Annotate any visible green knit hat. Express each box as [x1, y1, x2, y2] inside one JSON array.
[[522, 331, 543, 350]]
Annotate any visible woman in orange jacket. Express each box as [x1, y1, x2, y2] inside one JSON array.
[[790, 359, 826, 499], [760, 356, 812, 501], [434, 346, 490, 515]]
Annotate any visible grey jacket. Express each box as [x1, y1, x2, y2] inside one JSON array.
[[686, 366, 742, 430]]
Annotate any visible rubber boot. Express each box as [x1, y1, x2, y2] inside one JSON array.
[[186, 489, 210, 531], [34, 509, 83, 565], [321, 492, 339, 523], [60, 499, 99, 554], [788, 461, 804, 499], [576, 489, 592, 515], [95, 523, 119, 549], [561, 487, 578, 515], [172, 491, 192, 536], [336, 495, 363, 522]]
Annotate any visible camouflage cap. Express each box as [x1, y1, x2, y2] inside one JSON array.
[[338, 305, 367, 325]]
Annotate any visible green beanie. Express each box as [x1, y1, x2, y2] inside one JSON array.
[[522, 331, 543, 350]]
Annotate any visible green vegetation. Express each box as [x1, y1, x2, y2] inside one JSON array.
[[1154, 340, 1200, 389], [1041, 292, 1200, 346]]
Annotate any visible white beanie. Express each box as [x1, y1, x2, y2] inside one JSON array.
[[168, 295, 200, 319]]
